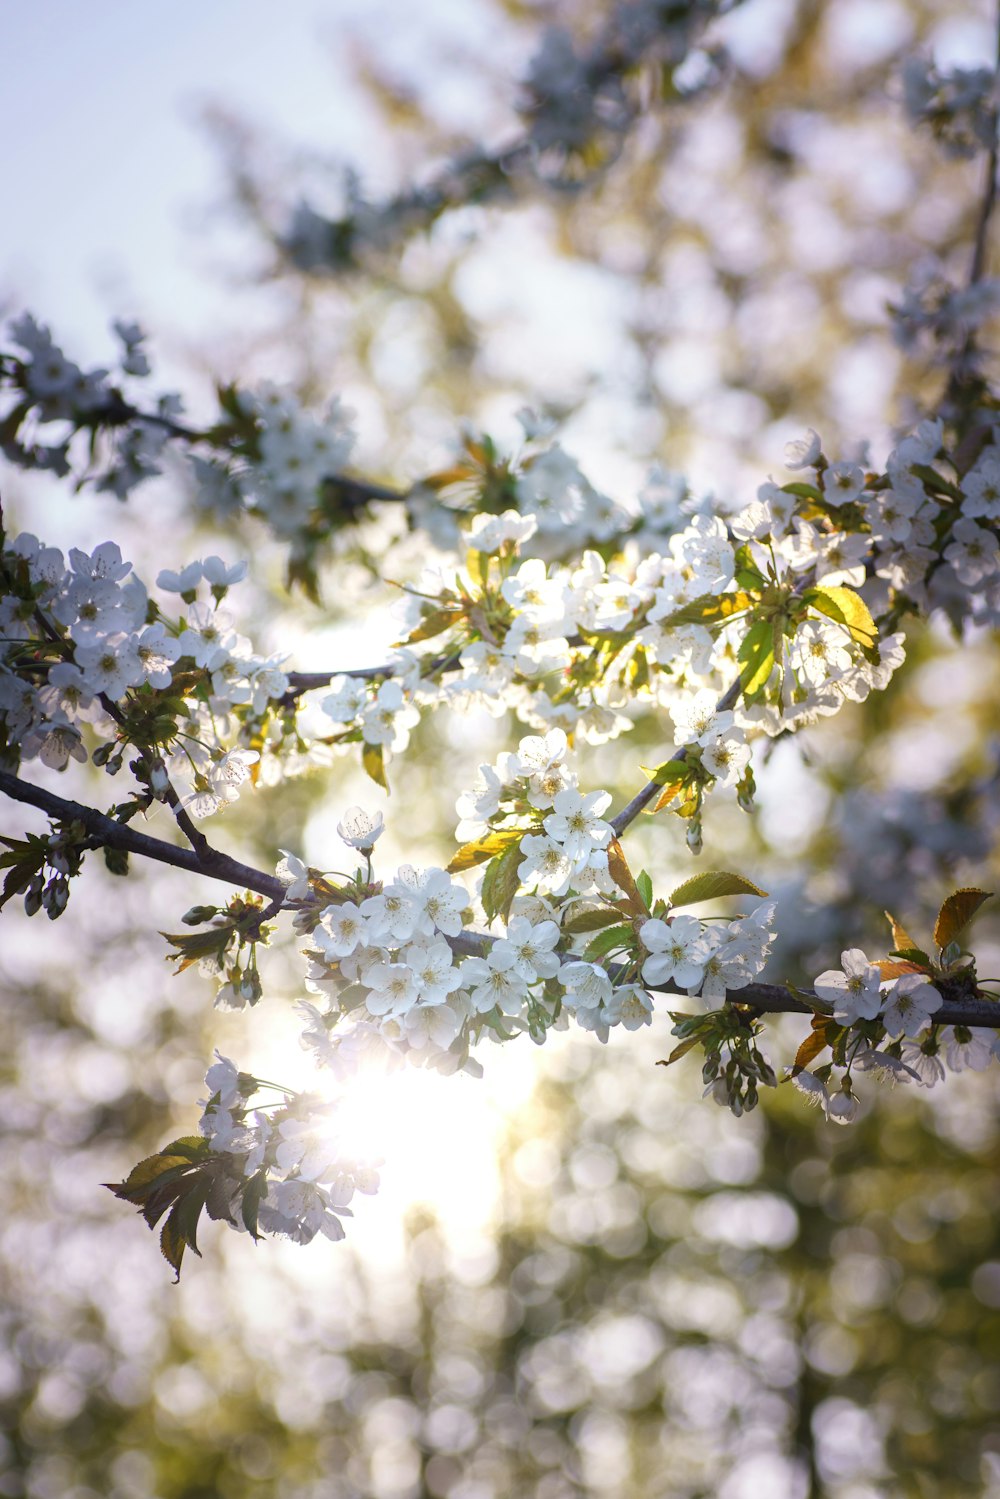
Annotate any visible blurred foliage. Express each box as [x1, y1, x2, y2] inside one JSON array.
[[3, 1, 1000, 1497]]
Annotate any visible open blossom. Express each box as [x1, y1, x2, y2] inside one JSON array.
[[362, 960, 420, 1018], [500, 916, 561, 981], [460, 947, 527, 1016], [670, 689, 734, 747], [316, 902, 371, 959], [813, 949, 884, 1023], [322, 675, 369, 723], [880, 974, 943, 1038], [177, 602, 237, 670], [694, 935, 757, 1002], [204, 1051, 243, 1109], [337, 806, 385, 850], [135, 622, 182, 688], [606, 983, 654, 1030], [158, 561, 203, 593], [790, 620, 853, 686], [542, 787, 613, 864], [944, 517, 999, 585], [467, 508, 538, 552], [821, 461, 865, 507], [639, 914, 708, 989], [517, 833, 576, 898], [702, 733, 751, 787], [784, 429, 822, 470], [360, 680, 420, 751], [402, 999, 464, 1051], [276, 850, 311, 900], [559, 960, 614, 1014], [74, 634, 144, 698], [403, 940, 463, 1004], [397, 870, 463, 938]]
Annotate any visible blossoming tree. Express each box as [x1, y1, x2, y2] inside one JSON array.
[[2, 0, 1000, 1275]]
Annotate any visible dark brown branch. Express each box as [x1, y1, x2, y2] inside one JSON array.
[[2, 772, 996, 1028], [946, 12, 1000, 431], [449, 932, 999, 1028], [0, 771, 285, 902]]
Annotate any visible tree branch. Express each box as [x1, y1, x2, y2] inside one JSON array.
[[3, 772, 996, 1028], [97, 396, 410, 510], [0, 771, 285, 902]]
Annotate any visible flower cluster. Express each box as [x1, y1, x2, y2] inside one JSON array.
[[901, 55, 999, 158], [792, 912, 998, 1124], [0, 530, 296, 826]]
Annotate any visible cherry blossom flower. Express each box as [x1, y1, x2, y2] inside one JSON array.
[[813, 949, 884, 1024]]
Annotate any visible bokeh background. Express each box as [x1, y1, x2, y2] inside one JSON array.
[[3, 2, 1000, 1495]]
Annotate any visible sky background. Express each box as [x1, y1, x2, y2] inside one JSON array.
[[0, 0, 515, 358]]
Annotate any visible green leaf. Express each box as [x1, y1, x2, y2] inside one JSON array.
[[447, 828, 522, 873], [362, 741, 389, 791], [639, 763, 692, 815], [636, 871, 653, 911], [160, 1136, 211, 1162], [668, 870, 768, 907], [738, 618, 774, 702], [779, 481, 823, 502], [910, 462, 960, 500], [109, 1153, 198, 1202], [481, 839, 523, 923], [403, 605, 462, 644], [160, 1178, 211, 1281], [562, 905, 628, 934], [657, 1036, 701, 1066], [889, 947, 932, 969], [241, 1170, 269, 1242], [733, 544, 766, 590], [656, 590, 758, 630], [582, 924, 635, 961], [465, 548, 491, 591], [934, 888, 992, 950], [802, 584, 879, 656]]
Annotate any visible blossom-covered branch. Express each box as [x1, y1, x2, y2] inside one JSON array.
[[280, 0, 732, 276]]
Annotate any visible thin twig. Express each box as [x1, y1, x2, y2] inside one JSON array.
[[610, 676, 743, 837]]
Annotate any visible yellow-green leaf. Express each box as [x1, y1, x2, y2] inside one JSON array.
[[403, 605, 462, 644], [738, 618, 775, 701], [934, 888, 992, 950], [656, 590, 757, 630], [562, 905, 629, 934], [362, 741, 389, 791], [668, 870, 767, 907], [639, 762, 690, 815], [447, 828, 523, 873], [657, 1036, 701, 1066], [481, 839, 524, 923], [803, 584, 878, 654]]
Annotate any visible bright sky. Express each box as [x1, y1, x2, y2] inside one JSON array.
[[0, 0, 508, 354]]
